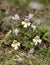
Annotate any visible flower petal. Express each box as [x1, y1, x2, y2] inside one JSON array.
[[25, 18, 29, 21], [13, 40, 17, 43], [13, 29, 19, 35], [38, 39, 42, 43], [15, 14, 20, 20], [17, 42, 21, 46], [28, 13, 34, 19], [14, 46, 18, 50], [36, 36, 40, 39], [35, 42, 38, 45], [12, 17, 16, 20], [22, 21, 25, 25], [33, 39, 36, 43], [11, 44, 14, 47], [31, 25, 36, 30], [23, 25, 27, 28], [28, 22, 31, 26]]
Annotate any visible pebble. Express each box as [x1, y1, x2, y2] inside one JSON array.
[[28, 2, 44, 10]]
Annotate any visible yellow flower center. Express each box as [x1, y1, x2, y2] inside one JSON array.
[[35, 38, 39, 42], [24, 21, 29, 25], [13, 42, 18, 46]]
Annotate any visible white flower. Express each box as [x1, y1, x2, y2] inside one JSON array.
[[33, 36, 42, 45], [21, 18, 31, 28], [31, 24, 36, 30], [28, 13, 34, 19], [11, 40, 21, 50], [13, 29, 19, 35], [12, 14, 20, 20]]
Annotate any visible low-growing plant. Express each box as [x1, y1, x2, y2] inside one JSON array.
[[0, 14, 50, 50]]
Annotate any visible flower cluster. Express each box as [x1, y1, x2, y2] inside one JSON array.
[[7, 13, 42, 50]]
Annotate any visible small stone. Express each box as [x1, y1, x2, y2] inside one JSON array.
[[28, 2, 43, 10]]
